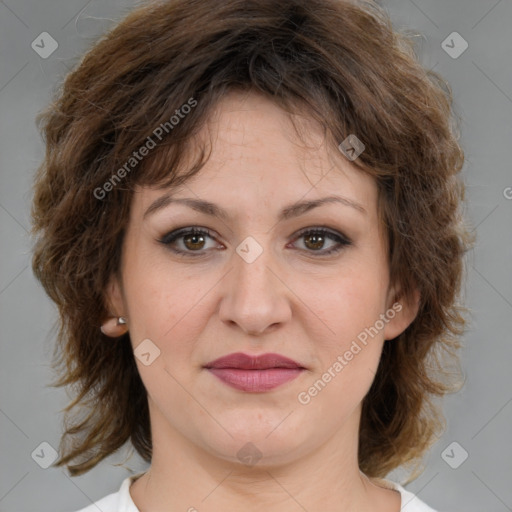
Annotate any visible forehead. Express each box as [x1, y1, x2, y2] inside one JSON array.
[[133, 90, 377, 220], [200, 91, 358, 180]]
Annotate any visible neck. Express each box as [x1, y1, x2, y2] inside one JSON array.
[[129, 402, 400, 512]]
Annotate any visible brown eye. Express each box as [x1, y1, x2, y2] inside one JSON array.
[[291, 228, 352, 256], [182, 232, 207, 251], [159, 226, 352, 258], [159, 227, 219, 257], [303, 232, 326, 251]]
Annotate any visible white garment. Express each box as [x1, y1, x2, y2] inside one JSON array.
[[71, 472, 437, 512]]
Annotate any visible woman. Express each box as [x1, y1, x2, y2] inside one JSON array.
[[31, 0, 473, 510]]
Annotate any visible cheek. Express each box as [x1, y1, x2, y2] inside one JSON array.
[[310, 263, 388, 343], [299, 263, 387, 396], [299, 308, 385, 418], [123, 269, 208, 410], [122, 240, 206, 337]]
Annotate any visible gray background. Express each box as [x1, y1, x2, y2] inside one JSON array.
[[1, 0, 511, 511]]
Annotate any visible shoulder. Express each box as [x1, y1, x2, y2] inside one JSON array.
[[375, 478, 439, 512], [68, 473, 143, 512], [70, 491, 120, 512]]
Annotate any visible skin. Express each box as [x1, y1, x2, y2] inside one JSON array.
[[104, 90, 420, 512]]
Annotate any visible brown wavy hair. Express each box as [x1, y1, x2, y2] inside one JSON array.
[[30, 0, 474, 479]]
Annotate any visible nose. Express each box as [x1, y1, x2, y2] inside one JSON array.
[[217, 239, 292, 336]]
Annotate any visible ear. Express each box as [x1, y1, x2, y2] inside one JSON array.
[[104, 273, 125, 317], [100, 273, 128, 337], [383, 284, 421, 341]]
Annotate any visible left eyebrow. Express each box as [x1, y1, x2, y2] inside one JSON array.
[[143, 194, 367, 221]]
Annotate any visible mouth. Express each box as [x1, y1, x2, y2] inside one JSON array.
[[203, 352, 306, 392]]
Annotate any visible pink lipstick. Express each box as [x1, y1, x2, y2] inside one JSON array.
[[203, 352, 305, 392]]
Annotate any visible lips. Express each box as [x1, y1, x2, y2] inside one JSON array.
[[204, 352, 303, 370], [204, 352, 305, 392]]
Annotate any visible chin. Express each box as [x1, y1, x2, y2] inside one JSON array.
[[196, 419, 312, 468]]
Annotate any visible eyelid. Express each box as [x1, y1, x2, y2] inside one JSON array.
[[158, 226, 221, 248], [291, 226, 351, 244]]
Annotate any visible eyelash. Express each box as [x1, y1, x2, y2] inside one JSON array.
[[158, 226, 352, 258]]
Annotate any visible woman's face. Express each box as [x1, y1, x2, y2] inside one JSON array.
[[107, 91, 418, 468]]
